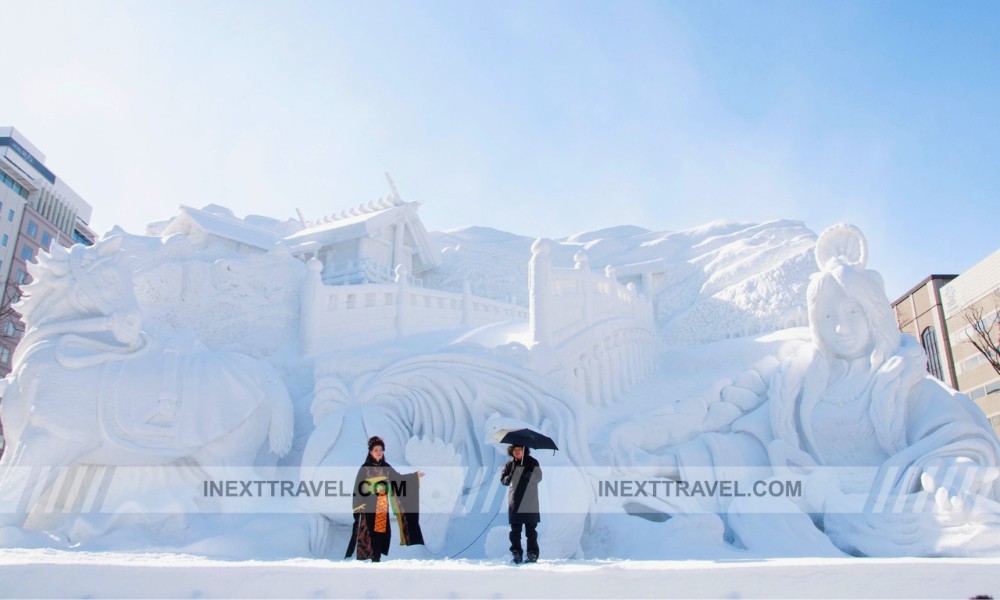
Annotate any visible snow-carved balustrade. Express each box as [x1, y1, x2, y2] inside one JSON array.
[[320, 257, 394, 285], [529, 239, 657, 406], [301, 259, 528, 354]]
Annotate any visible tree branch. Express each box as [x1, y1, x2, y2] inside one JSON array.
[[963, 291, 1000, 376]]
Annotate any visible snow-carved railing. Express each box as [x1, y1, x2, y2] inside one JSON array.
[[301, 259, 528, 354], [529, 239, 657, 406], [321, 257, 393, 285]]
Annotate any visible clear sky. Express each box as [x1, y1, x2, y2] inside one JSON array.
[[1, 0, 997, 298]]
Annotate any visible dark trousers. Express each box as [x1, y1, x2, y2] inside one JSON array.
[[509, 523, 539, 556]]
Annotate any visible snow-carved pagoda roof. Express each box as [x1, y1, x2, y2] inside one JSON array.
[[155, 175, 440, 270], [284, 179, 440, 270], [285, 196, 407, 244], [161, 204, 282, 250]]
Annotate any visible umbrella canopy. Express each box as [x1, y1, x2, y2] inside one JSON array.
[[492, 428, 558, 451]]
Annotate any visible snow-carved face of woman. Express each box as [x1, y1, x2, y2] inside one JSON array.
[[807, 263, 898, 367], [807, 224, 901, 368], [813, 282, 872, 360]]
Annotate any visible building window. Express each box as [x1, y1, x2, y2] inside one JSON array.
[[1, 320, 14, 337], [14, 270, 27, 285], [41, 231, 52, 249], [0, 346, 9, 365], [921, 327, 944, 381], [73, 230, 92, 246], [7, 209, 13, 222], [26, 220, 38, 239], [0, 172, 27, 199], [959, 352, 989, 375], [19, 245, 32, 262], [1, 233, 7, 247]]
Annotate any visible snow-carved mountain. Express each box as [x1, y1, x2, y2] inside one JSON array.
[[429, 219, 817, 345]]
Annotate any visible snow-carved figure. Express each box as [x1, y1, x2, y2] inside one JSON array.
[[640, 224, 1000, 556], [0, 237, 294, 529]]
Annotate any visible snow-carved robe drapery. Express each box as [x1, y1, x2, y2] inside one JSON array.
[[671, 336, 1000, 486], [345, 457, 424, 560], [764, 335, 1000, 495], [665, 335, 1000, 555]]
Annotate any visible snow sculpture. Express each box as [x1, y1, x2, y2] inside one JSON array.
[[624, 224, 1000, 556], [302, 352, 595, 558], [0, 237, 294, 529], [130, 232, 304, 357]]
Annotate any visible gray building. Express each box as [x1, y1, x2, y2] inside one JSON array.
[[0, 127, 94, 375], [893, 248, 1000, 434]]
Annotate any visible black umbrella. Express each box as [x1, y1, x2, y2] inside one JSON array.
[[492, 428, 558, 452]]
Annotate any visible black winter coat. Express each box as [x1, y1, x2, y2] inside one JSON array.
[[344, 456, 424, 560], [500, 455, 542, 525]]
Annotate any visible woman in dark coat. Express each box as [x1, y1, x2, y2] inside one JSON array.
[[345, 436, 424, 562], [499, 445, 542, 563]]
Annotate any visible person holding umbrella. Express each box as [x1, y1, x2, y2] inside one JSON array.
[[499, 444, 543, 564]]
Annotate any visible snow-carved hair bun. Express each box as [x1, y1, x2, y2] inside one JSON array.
[[815, 223, 868, 272]]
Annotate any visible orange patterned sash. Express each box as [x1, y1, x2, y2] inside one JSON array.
[[374, 489, 389, 533]]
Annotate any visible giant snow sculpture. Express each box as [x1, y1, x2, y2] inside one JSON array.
[[0, 237, 294, 529], [3, 215, 999, 561], [617, 224, 1000, 556]]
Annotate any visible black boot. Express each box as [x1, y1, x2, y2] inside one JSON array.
[[526, 552, 538, 563], [511, 550, 523, 564]]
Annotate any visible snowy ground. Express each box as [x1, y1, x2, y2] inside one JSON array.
[[1, 549, 999, 599]]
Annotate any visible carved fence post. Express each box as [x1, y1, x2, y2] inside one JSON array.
[[301, 258, 323, 356], [395, 263, 410, 337], [462, 280, 473, 327], [626, 282, 638, 320], [604, 265, 617, 320], [529, 238, 553, 347], [604, 265, 617, 286], [575, 250, 592, 328]]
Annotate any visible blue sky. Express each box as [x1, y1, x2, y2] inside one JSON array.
[[1, 0, 997, 298]]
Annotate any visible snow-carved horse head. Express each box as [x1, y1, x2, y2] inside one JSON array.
[[0, 237, 294, 529]]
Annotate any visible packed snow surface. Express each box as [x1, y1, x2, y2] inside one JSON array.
[[2, 550, 999, 599]]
